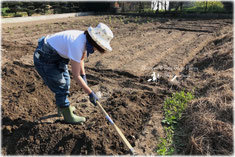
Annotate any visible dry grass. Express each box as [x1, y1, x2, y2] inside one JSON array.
[[178, 31, 233, 155], [184, 92, 233, 154]]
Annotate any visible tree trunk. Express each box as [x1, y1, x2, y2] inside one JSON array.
[[205, 1, 208, 12], [179, 2, 183, 12], [164, 1, 167, 12], [157, 1, 159, 12]]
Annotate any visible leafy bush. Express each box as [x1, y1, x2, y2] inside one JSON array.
[[184, 1, 225, 13], [14, 13, 23, 17], [157, 90, 194, 155], [1, 7, 10, 16]]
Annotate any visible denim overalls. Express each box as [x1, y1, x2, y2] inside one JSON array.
[[33, 36, 70, 108]]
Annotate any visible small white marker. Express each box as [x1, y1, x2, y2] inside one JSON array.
[[156, 73, 160, 82], [152, 72, 156, 81], [171, 75, 177, 82]]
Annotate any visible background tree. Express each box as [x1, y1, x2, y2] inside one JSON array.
[[6, 2, 23, 15], [222, 1, 233, 12], [22, 2, 36, 16], [79, 2, 110, 12]]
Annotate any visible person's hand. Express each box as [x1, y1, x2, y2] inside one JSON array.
[[89, 91, 99, 106], [81, 74, 87, 84]]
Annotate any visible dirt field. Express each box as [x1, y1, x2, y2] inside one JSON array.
[[1, 15, 233, 155]]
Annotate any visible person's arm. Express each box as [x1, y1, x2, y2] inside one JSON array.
[[80, 52, 88, 84], [71, 59, 91, 94], [80, 52, 86, 75], [80, 60, 85, 75]]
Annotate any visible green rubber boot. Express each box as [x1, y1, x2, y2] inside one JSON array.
[[60, 106, 86, 124], [57, 106, 76, 117]]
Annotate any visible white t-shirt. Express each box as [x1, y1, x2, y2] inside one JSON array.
[[46, 30, 86, 63]]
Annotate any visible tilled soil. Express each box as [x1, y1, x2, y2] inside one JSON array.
[[1, 15, 233, 155]]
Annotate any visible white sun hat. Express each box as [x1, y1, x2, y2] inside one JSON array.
[[88, 23, 114, 52]]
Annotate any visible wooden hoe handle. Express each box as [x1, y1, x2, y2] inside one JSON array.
[[96, 101, 135, 155]]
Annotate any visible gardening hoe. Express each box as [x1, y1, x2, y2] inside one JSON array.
[[96, 101, 136, 155]]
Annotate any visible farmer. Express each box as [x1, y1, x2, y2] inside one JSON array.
[[33, 23, 114, 124]]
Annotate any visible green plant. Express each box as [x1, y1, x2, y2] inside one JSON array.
[[109, 16, 112, 25], [157, 126, 175, 155], [61, 24, 65, 29], [35, 24, 40, 30], [95, 19, 99, 25], [134, 16, 138, 22], [103, 17, 106, 23], [1, 7, 9, 16], [162, 90, 194, 125], [156, 90, 194, 155], [119, 17, 123, 24]]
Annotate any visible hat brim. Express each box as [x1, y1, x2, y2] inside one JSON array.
[[88, 27, 112, 52]]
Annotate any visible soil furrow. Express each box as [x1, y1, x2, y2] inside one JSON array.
[[122, 32, 198, 75]]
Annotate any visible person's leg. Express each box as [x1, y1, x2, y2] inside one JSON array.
[[34, 50, 49, 85], [54, 68, 70, 108], [42, 63, 69, 107], [37, 63, 85, 123]]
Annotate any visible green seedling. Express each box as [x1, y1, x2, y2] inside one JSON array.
[[119, 17, 124, 25], [135, 16, 138, 22], [95, 19, 99, 25], [109, 16, 112, 25], [35, 24, 40, 30]]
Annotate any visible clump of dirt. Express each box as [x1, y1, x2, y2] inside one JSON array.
[[1, 61, 55, 121], [176, 28, 233, 155]]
